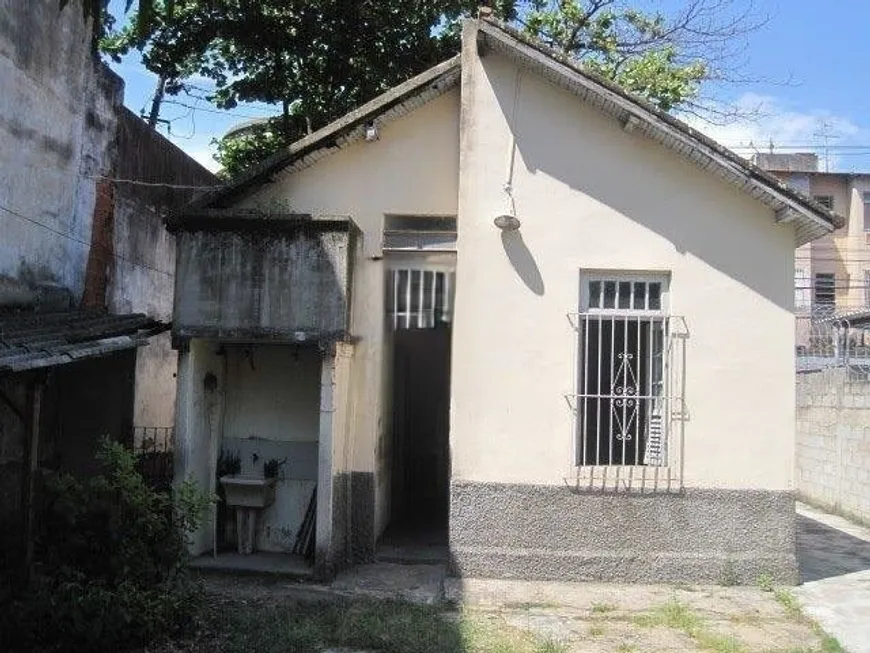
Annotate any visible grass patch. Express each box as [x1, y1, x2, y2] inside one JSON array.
[[460, 613, 568, 653], [633, 600, 702, 632], [590, 602, 617, 614], [774, 589, 802, 619], [771, 589, 845, 653], [616, 646, 637, 653], [728, 612, 763, 626], [695, 630, 746, 653], [588, 623, 606, 637], [757, 573, 776, 593], [634, 600, 747, 653], [186, 597, 567, 653]]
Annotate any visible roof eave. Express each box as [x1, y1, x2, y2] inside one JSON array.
[[186, 55, 462, 212]]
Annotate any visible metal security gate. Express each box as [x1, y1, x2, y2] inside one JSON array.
[[387, 269, 454, 331], [568, 275, 686, 468], [385, 265, 455, 531]]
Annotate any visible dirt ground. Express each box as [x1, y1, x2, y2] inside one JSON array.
[[190, 572, 841, 653], [450, 578, 836, 653]]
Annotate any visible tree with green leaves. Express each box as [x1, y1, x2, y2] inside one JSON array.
[[98, 0, 517, 173], [520, 0, 764, 114], [95, 0, 763, 176]]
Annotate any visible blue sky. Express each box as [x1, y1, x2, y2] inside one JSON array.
[[105, 0, 870, 173]]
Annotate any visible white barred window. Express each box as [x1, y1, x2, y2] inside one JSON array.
[[570, 273, 684, 468]]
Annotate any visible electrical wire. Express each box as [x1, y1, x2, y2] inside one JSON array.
[[0, 158, 220, 189], [0, 202, 175, 277], [161, 99, 273, 120]]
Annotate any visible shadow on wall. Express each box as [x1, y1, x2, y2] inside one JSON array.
[[485, 58, 793, 312], [501, 230, 544, 295], [797, 513, 870, 583]]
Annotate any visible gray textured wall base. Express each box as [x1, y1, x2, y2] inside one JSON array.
[[314, 471, 375, 580], [449, 481, 798, 585]]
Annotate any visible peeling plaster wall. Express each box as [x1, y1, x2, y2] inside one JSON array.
[[173, 228, 354, 341], [0, 0, 121, 304], [0, 0, 216, 437], [109, 109, 216, 429]]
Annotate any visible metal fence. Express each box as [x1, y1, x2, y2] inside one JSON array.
[[133, 426, 174, 491], [796, 314, 870, 374]]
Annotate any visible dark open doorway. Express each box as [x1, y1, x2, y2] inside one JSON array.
[[388, 325, 451, 543]]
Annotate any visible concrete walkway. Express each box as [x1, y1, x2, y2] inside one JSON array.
[[795, 502, 870, 653]]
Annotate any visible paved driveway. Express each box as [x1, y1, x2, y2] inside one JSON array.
[[795, 502, 870, 653]]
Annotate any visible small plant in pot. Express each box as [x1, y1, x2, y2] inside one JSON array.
[[263, 457, 287, 480]]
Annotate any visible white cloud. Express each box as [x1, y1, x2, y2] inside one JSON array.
[[679, 93, 866, 171]]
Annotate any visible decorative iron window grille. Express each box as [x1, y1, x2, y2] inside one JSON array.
[[567, 274, 687, 468], [387, 268, 454, 330]]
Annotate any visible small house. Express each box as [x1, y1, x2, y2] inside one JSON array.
[[170, 18, 839, 582]]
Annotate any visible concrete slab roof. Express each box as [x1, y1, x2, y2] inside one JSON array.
[[166, 208, 359, 234]]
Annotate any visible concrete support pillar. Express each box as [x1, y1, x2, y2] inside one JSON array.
[[314, 342, 355, 578], [315, 347, 336, 577], [174, 339, 224, 556]]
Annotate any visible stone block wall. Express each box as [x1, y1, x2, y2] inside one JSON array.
[[796, 368, 870, 525]]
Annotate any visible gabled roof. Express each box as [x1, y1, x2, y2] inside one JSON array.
[[192, 56, 461, 209], [474, 19, 840, 245], [189, 19, 839, 245]]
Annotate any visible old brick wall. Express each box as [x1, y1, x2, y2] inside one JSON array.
[[110, 108, 217, 430], [796, 368, 870, 525]]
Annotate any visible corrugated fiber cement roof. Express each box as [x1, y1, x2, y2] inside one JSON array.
[[0, 310, 165, 374]]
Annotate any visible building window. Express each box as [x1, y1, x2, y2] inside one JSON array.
[[813, 273, 836, 315], [813, 195, 834, 210], [387, 268, 454, 330], [863, 192, 870, 231], [382, 215, 457, 252], [572, 273, 680, 467], [795, 268, 810, 311]]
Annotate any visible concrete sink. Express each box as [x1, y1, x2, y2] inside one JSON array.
[[219, 476, 277, 509]]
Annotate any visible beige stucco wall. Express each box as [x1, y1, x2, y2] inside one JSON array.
[[220, 345, 321, 552], [222, 345, 320, 443], [451, 43, 797, 491], [802, 175, 870, 310], [236, 89, 461, 536]]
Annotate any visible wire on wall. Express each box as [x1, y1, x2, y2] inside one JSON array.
[[0, 202, 175, 277]]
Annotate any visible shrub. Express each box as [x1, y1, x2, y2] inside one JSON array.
[[0, 439, 210, 652]]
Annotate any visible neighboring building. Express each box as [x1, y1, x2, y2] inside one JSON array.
[[0, 0, 216, 561], [754, 152, 870, 317], [171, 18, 838, 583]]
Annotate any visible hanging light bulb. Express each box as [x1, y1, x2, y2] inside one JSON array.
[[493, 214, 521, 231]]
